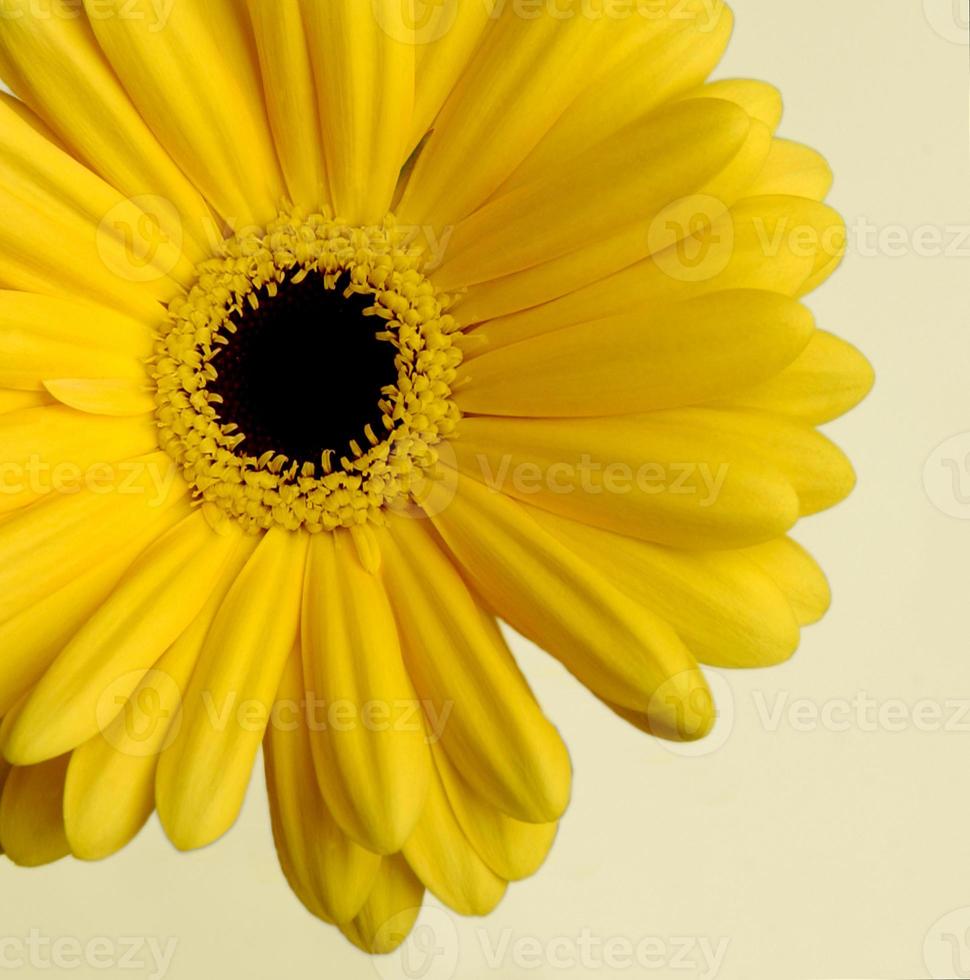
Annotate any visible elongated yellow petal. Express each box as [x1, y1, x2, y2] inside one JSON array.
[[499, 7, 733, 194], [6, 511, 243, 765], [436, 749, 558, 882], [83, 0, 283, 226], [381, 518, 571, 823], [63, 532, 257, 862], [265, 645, 380, 924], [409, 2, 492, 150], [423, 471, 712, 739], [0, 389, 52, 414], [435, 98, 750, 291], [301, 530, 430, 854], [0, 502, 185, 718], [340, 855, 424, 955], [0, 452, 187, 623], [0, 101, 185, 317], [247, 0, 328, 208], [747, 139, 833, 200], [458, 291, 813, 417], [449, 102, 771, 320], [468, 196, 840, 352], [682, 79, 783, 130], [43, 379, 154, 417], [403, 750, 507, 916], [451, 414, 799, 550], [0, 291, 152, 390], [0, 755, 70, 867], [718, 329, 874, 424], [689, 408, 856, 515], [0, 406, 158, 513], [531, 508, 800, 669], [302, 0, 414, 224], [400, 4, 685, 227], [742, 537, 832, 626], [0, 1, 212, 251], [156, 528, 307, 850]]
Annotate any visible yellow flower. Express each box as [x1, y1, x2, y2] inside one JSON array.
[[0, 0, 871, 954]]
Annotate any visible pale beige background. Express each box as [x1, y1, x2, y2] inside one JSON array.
[[3, 2, 969, 978]]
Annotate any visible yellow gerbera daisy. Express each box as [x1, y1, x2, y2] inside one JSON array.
[[0, 0, 871, 954]]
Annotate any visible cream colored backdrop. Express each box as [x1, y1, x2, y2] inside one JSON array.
[[3, 2, 969, 979]]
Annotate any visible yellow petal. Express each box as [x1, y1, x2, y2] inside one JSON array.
[[340, 854, 425, 955], [402, 751, 507, 916], [742, 537, 832, 626], [0, 755, 70, 866], [83, 0, 283, 226], [449, 102, 771, 320], [718, 329, 874, 424], [499, 7, 734, 194], [6, 511, 244, 765], [436, 748, 558, 882], [0, 101, 186, 317], [265, 645, 380, 924], [0, 2, 212, 251], [688, 408, 857, 515], [434, 98, 751, 291], [0, 406, 158, 514], [409, 2, 492, 150], [451, 414, 799, 550], [301, 530, 430, 854], [246, 0, 328, 208], [531, 508, 800, 669], [0, 452, 187, 623], [468, 197, 841, 353], [0, 290, 153, 391], [302, 0, 414, 224], [156, 527, 307, 850], [457, 291, 814, 417], [0, 0, 207, 249], [682, 78, 783, 130], [63, 533, 257, 861], [0, 501, 185, 719], [0, 389, 52, 414], [422, 470, 712, 740], [747, 138, 833, 200], [381, 518, 571, 823], [43, 379, 154, 416]]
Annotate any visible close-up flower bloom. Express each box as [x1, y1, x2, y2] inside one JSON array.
[[0, 0, 872, 955]]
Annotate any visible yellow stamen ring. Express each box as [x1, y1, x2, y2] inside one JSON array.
[[152, 211, 463, 534]]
